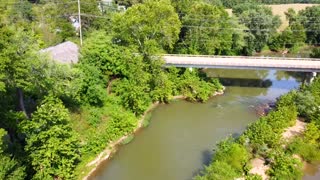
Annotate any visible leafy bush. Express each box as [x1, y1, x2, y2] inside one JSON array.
[[304, 121, 320, 145], [276, 91, 297, 108], [245, 118, 281, 151], [213, 138, 250, 173], [246, 174, 263, 180], [87, 107, 103, 126], [268, 151, 303, 180], [306, 78, 320, 105], [287, 137, 320, 163], [295, 91, 318, 120], [310, 47, 320, 58], [178, 69, 221, 102], [194, 161, 239, 180]]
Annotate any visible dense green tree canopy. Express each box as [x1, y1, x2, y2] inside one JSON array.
[[234, 3, 281, 53], [299, 6, 320, 44], [0, 129, 26, 180], [112, 0, 181, 54], [175, 2, 246, 55], [21, 96, 80, 179]]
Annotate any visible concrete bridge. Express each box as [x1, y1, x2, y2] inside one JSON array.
[[163, 54, 320, 72]]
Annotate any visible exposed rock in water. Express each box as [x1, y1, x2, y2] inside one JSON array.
[[253, 102, 275, 117]]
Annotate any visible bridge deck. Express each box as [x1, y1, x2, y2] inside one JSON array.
[[163, 55, 320, 72]]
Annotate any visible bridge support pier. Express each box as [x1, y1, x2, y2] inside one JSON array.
[[310, 72, 317, 83]]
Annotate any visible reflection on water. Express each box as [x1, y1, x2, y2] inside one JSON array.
[[89, 69, 314, 180]]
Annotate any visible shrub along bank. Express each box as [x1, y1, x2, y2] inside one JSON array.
[[195, 78, 320, 180]]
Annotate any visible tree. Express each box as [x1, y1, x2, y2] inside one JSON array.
[[299, 6, 320, 44], [112, 78, 151, 115], [112, 0, 181, 54], [234, 3, 281, 53], [175, 2, 246, 55], [21, 96, 80, 179], [80, 31, 146, 79], [310, 47, 320, 58], [0, 129, 26, 180], [0, 26, 41, 118]]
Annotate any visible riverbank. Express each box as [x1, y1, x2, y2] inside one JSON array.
[[195, 77, 320, 180], [249, 119, 307, 179], [83, 88, 225, 180]]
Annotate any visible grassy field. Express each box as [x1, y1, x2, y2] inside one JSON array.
[[226, 4, 319, 31], [267, 4, 319, 31]]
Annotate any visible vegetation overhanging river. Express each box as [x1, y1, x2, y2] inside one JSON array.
[[89, 69, 320, 180]]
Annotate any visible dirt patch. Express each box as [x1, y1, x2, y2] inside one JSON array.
[[249, 158, 270, 180], [282, 119, 307, 141]]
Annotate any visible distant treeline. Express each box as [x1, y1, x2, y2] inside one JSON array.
[[222, 0, 320, 8]]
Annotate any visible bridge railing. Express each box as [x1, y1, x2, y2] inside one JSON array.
[[162, 54, 320, 61]]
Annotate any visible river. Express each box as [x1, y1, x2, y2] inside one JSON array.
[[89, 69, 319, 180]]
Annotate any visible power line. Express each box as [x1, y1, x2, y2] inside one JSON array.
[[181, 25, 320, 32]]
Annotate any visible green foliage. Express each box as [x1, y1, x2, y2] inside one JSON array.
[[245, 118, 281, 151], [268, 22, 306, 52], [214, 138, 250, 173], [80, 31, 146, 78], [310, 47, 320, 58], [77, 64, 107, 106], [299, 6, 320, 44], [304, 122, 320, 145], [276, 90, 296, 107], [196, 138, 249, 179], [294, 91, 318, 120], [87, 107, 103, 126], [268, 151, 303, 180], [246, 174, 263, 180], [177, 69, 222, 102], [287, 137, 320, 163], [176, 2, 245, 55], [234, 3, 281, 53], [244, 104, 297, 154], [0, 155, 26, 180], [306, 77, 320, 105], [78, 96, 138, 155], [112, 0, 181, 54], [267, 105, 297, 132], [21, 96, 80, 179], [113, 78, 151, 115], [0, 129, 26, 180], [194, 161, 239, 180]]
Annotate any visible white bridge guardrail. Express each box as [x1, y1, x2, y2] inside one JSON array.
[[162, 54, 320, 61]]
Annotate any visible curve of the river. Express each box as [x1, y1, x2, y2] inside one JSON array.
[[89, 69, 319, 180]]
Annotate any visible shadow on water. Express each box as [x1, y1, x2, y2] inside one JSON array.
[[219, 78, 273, 88], [191, 132, 243, 179], [191, 149, 213, 178]]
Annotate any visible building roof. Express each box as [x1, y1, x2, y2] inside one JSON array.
[[40, 41, 79, 64]]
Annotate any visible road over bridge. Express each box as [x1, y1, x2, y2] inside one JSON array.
[[163, 54, 320, 72]]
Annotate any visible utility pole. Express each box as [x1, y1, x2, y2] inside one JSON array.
[[77, 0, 83, 46]]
